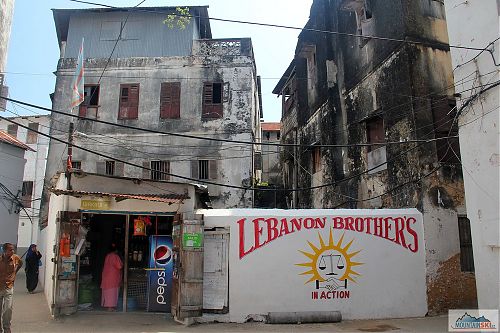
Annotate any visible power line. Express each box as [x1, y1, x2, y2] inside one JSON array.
[[65, 0, 490, 53], [0, 95, 460, 149], [0, 114, 440, 192]]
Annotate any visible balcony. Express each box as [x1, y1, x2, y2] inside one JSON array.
[[193, 38, 253, 57]]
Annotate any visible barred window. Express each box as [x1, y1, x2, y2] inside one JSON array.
[[151, 160, 170, 181]]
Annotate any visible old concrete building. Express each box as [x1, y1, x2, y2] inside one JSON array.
[[445, 0, 500, 311], [273, 0, 474, 314], [0, 115, 50, 254], [0, 0, 15, 111], [0, 130, 33, 248], [260, 122, 281, 185], [42, 6, 262, 218]]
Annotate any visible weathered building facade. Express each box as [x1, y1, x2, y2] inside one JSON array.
[[273, 0, 475, 314], [0, 115, 50, 255], [43, 6, 262, 218], [0, 130, 32, 248]]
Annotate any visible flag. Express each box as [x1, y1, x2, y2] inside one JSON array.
[[70, 38, 85, 109]]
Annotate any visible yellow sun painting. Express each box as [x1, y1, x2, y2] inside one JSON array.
[[296, 229, 363, 284]]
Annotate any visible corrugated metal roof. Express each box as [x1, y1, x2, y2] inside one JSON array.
[[0, 131, 35, 151], [50, 188, 189, 204], [262, 122, 281, 131], [53, 6, 212, 45]]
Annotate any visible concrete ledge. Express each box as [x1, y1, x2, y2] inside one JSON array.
[[267, 311, 342, 324]]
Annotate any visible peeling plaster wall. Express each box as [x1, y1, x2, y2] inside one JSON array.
[[278, 0, 471, 313], [46, 56, 256, 209], [44, 12, 259, 215]]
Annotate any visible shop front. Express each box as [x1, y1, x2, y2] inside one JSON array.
[[41, 172, 209, 317]]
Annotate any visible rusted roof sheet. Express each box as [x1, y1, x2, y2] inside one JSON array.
[[50, 188, 189, 204], [262, 122, 281, 131], [0, 131, 35, 151]]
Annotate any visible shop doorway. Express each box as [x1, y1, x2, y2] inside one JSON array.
[[78, 212, 174, 312]]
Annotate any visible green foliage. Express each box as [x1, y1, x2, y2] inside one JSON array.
[[164, 7, 191, 30]]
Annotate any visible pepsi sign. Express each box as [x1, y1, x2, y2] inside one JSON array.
[[147, 236, 173, 312]]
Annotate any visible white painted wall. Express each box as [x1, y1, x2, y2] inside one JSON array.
[[444, 0, 500, 310], [0, 116, 50, 252], [0, 140, 25, 247], [199, 208, 427, 322]]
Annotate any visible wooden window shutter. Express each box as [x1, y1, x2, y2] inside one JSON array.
[[96, 161, 106, 175], [119, 84, 140, 119], [142, 161, 150, 179], [209, 160, 217, 180], [160, 82, 181, 119], [191, 160, 199, 179], [115, 162, 124, 177], [202, 82, 223, 119]]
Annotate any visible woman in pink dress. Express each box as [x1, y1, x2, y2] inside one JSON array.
[[101, 244, 123, 311]]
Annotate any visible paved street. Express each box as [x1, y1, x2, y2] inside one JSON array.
[[10, 271, 450, 333]]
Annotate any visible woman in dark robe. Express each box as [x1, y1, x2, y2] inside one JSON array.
[[25, 244, 42, 293]]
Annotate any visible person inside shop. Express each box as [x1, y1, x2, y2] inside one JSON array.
[[101, 243, 123, 311], [25, 244, 42, 294], [0, 243, 23, 333]]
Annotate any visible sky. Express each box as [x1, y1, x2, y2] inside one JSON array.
[[4, 0, 313, 122]]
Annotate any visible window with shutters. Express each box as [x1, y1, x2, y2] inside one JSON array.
[[26, 123, 39, 144], [79, 85, 100, 118], [191, 159, 217, 180], [160, 82, 181, 119], [97, 160, 123, 176], [202, 82, 223, 119], [151, 160, 170, 181], [118, 84, 139, 119], [21, 181, 33, 208], [7, 124, 17, 138]]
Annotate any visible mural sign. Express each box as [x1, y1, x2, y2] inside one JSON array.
[[201, 209, 427, 323]]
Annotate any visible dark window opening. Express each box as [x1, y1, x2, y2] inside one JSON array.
[[118, 84, 139, 119], [26, 123, 38, 144], [191, 159, 217, 180], [312, 146, 321, 173], [72, 161, 82, 170], [199, 160, 209, 180], [7, 124, 17, 138], [265, 132, 270, 140], [277, 131, 281, 140], [202, 82, 223, 118], [458, 217, 475, 272], [366, 117, 384, 151], [21, 181, 33, 208], [105, 161, 115, 176], [151, 160, 170, 181], [80, 85, 100, 118]]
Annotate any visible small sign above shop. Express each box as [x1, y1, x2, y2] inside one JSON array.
[[80, 199, 111, 210]]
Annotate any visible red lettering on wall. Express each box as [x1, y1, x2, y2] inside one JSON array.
[[394, 217, 408, 249], [279, 218, 291, 237], [266, 218, 279, 243], [406, 217, 419, 253], [238, 218, 254, 259], [253, 218, 266, 250], [333, 217, 344, 229], [383, 217, 395, 241]]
